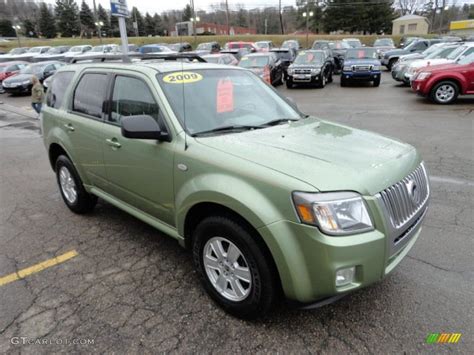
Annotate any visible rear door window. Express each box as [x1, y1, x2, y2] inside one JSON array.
[[46, 71, 75, 109], [73, 73, 108, 118]]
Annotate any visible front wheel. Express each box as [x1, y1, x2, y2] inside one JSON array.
[[429, 81, 459, 105], [286, 79, 293, 89], [55, 155, 97, 214], [341, 76, 348, 87], [373, 77, 381, 87], [318, 74, 326, 88], [192, 216, 278, 319]]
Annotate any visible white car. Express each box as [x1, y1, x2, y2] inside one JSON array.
[[405, 43, 474, 82], [13, 46, 51, 61], [71, 44, 119, 61], [63, 45, 92, 62]]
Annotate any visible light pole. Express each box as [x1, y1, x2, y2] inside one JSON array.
[[12, 25, 21, 47], [190, 16, 200, 45], [95, 21, 104, 44], [302, 11, 313, 49]]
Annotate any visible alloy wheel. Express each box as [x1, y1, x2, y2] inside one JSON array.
[[59, 166, 77, 204], [435, 84, 455, 103]]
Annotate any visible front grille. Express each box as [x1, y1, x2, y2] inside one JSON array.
[[294, 69, 311, 74], [353, 65, 371, 72], [379, 163, 429, 229]]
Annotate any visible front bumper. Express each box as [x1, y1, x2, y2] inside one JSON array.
[[258, 196, 427, 303], [288, 73, 319, 83], [342, 71, 381, 81], [2, 84, 31, 94]]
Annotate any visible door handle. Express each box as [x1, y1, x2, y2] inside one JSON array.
[[106, 138, 121, 148], [64, 123, 74, 132]]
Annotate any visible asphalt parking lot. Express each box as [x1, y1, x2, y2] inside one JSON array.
[[0, 72, 472, 353]]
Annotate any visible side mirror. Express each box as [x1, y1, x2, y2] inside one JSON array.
[[121, 115, 170, 141]]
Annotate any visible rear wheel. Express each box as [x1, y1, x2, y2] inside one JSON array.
[[328, 69, 333, 83], [429, 81, 459, 105], [387, 58, 397, 71], [55, 155, 97, 214], [192, 216, 278, 319]]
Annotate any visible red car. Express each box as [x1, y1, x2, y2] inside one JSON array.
[[225, 41, 258, 53], [411, 53, 474, 104], [0, 61, 28, 94]]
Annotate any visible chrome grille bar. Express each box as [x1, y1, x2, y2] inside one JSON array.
[[379, 163, 429, 229]]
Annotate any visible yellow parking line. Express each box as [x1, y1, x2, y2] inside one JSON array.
[[0, 250, 78, 287]]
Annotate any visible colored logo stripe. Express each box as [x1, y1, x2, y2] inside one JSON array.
[[426, 333, 462, 344]]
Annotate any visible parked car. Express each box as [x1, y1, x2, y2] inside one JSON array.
[[139, 44, 175, 54], [328, 41, 351, 73], [0, 61, 29, 94], [220, 48, 250, 61], [63, 45, 92, 62], [286, 50, 333, 88], [0, 47, 29, 63], [169, 42, 193, 52], [411, 52, 474, 104], [71, 44, 120, 61], [270, 48, 296, 80], [42, 60, 430, 319], [201, 53, 238, 66], [312, 40, 331, 51], [342, 38, 363, 48], [238, 52, 283, 86], [399, 36, 423, 48], [2, 61, 64, 94], [373, 38, 395, 58], [401, 44, 467, 84], [225, 41, 258, 53], [341, 47, 382, 87], [195, 42, 221, 55], [382, 39, 441, 70], [9, 46, 51, 62], [255, 41, 274, 52], [440, 36, 463, 43], [33, 46, 71, 62], [281, 39, 301, 51]]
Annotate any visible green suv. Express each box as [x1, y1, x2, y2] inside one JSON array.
[[42, 60, 430, 319]]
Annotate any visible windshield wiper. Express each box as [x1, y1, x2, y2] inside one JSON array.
[[259, 118, 299, 127], [192, 125, 263, 136]]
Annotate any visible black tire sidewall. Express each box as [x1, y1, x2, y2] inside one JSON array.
[[192, 216, 276, 319]]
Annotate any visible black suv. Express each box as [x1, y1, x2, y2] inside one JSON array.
[[286, 50, 333, 88], [270, 48, 296, 80]]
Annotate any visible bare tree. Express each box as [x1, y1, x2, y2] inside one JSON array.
[[398, 0, 428, 15]]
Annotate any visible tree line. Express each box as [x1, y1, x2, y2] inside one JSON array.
[[0, 0, 473, 39]]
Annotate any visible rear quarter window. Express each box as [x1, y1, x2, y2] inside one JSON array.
[[46, 71, 75, 109]]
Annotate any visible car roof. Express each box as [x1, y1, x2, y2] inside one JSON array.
[[242, 52, 273, 57], [299, 50, 325, 53]]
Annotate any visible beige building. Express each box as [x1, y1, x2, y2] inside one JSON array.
[[392, 15, 430, 35]]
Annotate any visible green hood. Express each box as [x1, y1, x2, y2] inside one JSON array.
[[196, 118, 421, 196]]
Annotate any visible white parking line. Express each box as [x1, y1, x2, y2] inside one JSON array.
[[430, 176, 474, 187]]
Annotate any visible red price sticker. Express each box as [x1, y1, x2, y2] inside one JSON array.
[[216, 79, 234, 113]]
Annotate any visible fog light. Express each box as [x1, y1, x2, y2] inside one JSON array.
[[336, 267, 355, 287]]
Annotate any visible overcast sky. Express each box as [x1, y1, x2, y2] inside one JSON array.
[[42, 0, 298, 14]]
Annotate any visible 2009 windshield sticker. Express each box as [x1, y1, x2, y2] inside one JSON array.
[[163, 72, 203, 84]]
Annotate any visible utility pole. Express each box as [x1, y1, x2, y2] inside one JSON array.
[[264, 18, 268, 35], [92, 0, 103, 44], [191, 0, 196, 44], [279, 0, 284, 34], [438, 0, 447, 35], [225, 0, 230, 35], [133, 9, 139, 37]]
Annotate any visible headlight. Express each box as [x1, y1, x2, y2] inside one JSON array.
[[416, 72, 431, 81], [22, 80, 31, 85], [372, 65, 380, 71], [287, 68, 294, 75], [343, 66, 352, 71], [292, 191, 374, 235], [311, 68, 321, 74]]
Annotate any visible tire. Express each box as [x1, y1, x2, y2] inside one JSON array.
[[373, 77, 381, 87], [318, 74, 326, 88], [341, 76, 347, 87], [55, 155, 97, 214], [192, 216, 278, 319], [328, 69, 333, 83], [429, 81, 459, 105], [387, 58, 397, 71], [286, 79, 293, 89]]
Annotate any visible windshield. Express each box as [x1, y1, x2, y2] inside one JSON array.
[[46, 47, 62, 54], [256, 42, 269, 48], [447, 46, 467, 60], [345, 40, 362, 48], [329, 41, 350, 50], [28, 47, 43, 53], [346, 48, 378, 59], [238, 56, 269, 68], [91, 46, 104, 52], [70, 46, 83, 52], [312, 42, 328, 49], [9, 48, 25, 55], [20, 64, 43, 75], [197, 43, 212, 50], [426, 46, 457, 59], [157, 69, 300, 135], [169, 44, 182, 51], [374, 39, 393, 47], [457, 52, 474, 65], [294, 51, 324, 64]]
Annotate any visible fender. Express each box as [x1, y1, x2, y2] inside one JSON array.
[[44, 125, 91, 186], [426, 72, 468, 94], [175, 172, 291, 237]]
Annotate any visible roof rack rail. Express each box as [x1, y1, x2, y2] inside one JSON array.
[[70, 53, 206, 64]]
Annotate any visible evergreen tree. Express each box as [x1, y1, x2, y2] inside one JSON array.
[[55, 0, 80, 37], [144, 12, 155, 36], [39, 3, 57, 38], [153, 13, 164, 36], [79, 0, 95, 37], [0, 19, 15, 37], [23, 19, 37, 38], [97, 4, 111, 37], [129, 7, 145, 36], [183, 4, 193, 21], [110, 14, 119, 37]]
